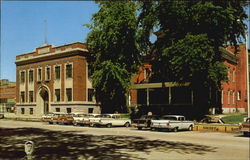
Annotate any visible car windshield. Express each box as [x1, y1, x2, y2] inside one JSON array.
[[95, 115, 102, 118], [140, 115, 159, 119], [74, 114, 87, 117], [161, 116, 177, 120], [151, 116, 159, 120], [101, 115, 112, 118]]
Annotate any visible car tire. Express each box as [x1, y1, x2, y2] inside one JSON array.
[[188, 125, 193, 131], [173, 127, 178, 132], [137, 127, 142, 130], [243, 132, 250, 136], [125, 122, 130, 128], [107, 123, 112, 128]]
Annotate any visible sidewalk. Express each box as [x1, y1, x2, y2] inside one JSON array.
[[3, 113, 41, 122]]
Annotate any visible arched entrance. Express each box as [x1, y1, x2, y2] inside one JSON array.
[[40, 88, 49, 114], [37, 86, 50, 115]]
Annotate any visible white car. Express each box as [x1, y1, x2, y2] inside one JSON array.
[[72, 113, 88, 126], [151, 115, 194, 132], [95, 114, 131, 128], [88, 114, 102, 127]]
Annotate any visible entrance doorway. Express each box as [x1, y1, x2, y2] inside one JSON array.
[[39, 87, 49, 114]]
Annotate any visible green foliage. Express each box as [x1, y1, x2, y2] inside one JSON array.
[[85, 1, 248, 116], [85, 1, 139, 73], [137, 1, 247, 117], [163, 34, 228, 87], [84, 1, 139, 113], [91, 61, 131, 113], [137, 1, 247, 85], [92, 61, 131, 99]]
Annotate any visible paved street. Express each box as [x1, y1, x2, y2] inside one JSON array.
[[0, 119, 249, 160]]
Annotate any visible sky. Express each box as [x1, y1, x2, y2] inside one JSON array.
[[1, 1, 250, 82], [1, 1, 99, 82]]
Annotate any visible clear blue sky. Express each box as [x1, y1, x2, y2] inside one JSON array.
[[1, 1, 249, 82], [1, 1, 99, 82]]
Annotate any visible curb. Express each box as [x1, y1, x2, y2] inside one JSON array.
[[194, 123, 240, 133]]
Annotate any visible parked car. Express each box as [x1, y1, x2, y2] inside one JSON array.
[[48, 112, 66, 124], [97, 114, 131, 128], [57, 113, 75, 125], [151, 115, 194, 132], [88, 114, 102, 127], [200, 116, 225, 124], [239, 117, 250, 136], [0, 113, 4, 119], [72, 113, 89, 126], [134, 115, 160, 130], [41, 113, 54, 123]]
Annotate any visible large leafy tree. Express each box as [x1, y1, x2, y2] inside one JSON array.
[[84, 1, 139, 113], [137, 1, 248, 118]]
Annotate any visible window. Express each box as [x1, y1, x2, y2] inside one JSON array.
[[227, 90, 231, 104], [55, 108, 60, 112], [227, 68, 230, 81], [66, 64, 72, 78], [29, 70, 34, 82], [179, 117, 185, 121], [66, 108, 71, 113], [66, 88, 72, 101], [88, 64, 93, 77], [232, 70, 235, 82], [144, 68, 151, 82], [38, 68, 42, 81], [232, 91, 235, 104], [29, 91, 34, 103], [88, 89, 94, 101], [21, 108, 25, 114], [88, 108, 94, 113], [21, 91, 25, 103], [30, 108, 33, 115], [55, 66, 60, 80], [46, 67, 50, 81], [237, 91, 241, 100], [55, 89, 60, 102], [221, 90, 224, 104], [20, 71, 25, 83]]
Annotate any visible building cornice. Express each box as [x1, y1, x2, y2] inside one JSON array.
[[219, 47, 239, 64], [15, 48, 89, 66]]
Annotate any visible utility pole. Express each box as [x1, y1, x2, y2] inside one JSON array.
[[246, 32, 250, 118]]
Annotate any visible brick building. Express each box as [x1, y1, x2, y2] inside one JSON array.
[[0, 79, 16, 113], [129, 44, 249, 114], [15, 42, 100, 117], [221, 44, 248, 113]]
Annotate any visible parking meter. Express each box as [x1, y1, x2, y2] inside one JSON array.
[[25, 141, 34, 156]]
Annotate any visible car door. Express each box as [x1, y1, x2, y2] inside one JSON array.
[[178, 117, 185, 129]]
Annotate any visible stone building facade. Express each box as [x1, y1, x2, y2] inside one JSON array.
[[15, 42, 100, 117]]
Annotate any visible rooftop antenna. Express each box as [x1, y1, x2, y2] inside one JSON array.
[[43, 20, 48, 46]]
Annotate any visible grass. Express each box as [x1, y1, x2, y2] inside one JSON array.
[[120, 113, 130, 119], [221, 113, 248, 124]]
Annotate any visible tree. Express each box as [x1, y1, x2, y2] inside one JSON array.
[[91, 61, 131, 113], [84, 1, 139, 113], [137, 1, 248, 118]]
